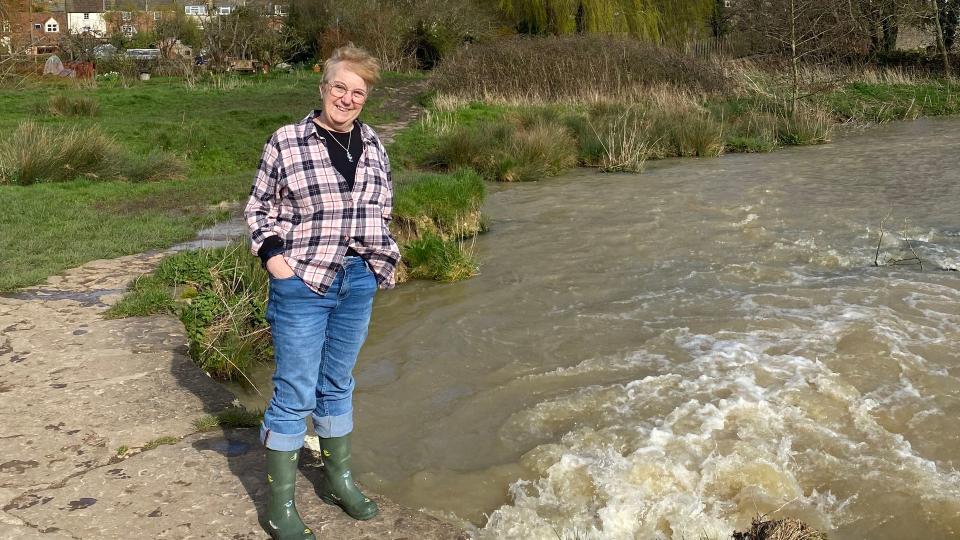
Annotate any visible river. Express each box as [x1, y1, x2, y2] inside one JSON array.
[[237, 117, 960, 539]]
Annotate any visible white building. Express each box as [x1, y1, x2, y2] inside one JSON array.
[[65, 0, 107, 35]]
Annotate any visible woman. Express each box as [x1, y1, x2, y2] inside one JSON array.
[[244, 45, 400, 540]]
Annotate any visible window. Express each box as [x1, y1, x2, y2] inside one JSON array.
[[274, 5, 286, 16], [185, 5, 207, 15], [122, 11, 132, 21], [2, 21, 10, 33], [34, 23, 42, 29], [83, 13, 90, 20], [724, 0, 732, 6], [121, 24, 135, 35], [154, 12, 161, 20], [46, 21, 58, 32], [218, 6, 231, 15]]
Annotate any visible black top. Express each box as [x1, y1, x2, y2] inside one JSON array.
[[320, 122, 363, 192]]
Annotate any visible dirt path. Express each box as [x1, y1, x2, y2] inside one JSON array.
[[0, 78, 465, 539]]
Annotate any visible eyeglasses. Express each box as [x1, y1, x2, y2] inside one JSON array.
[[327, 82, 368, 104]]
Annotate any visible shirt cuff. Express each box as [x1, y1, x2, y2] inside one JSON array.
[[257, 236, 285, 267]]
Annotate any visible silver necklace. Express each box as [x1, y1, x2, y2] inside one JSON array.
[[321, 125, 354, 162]]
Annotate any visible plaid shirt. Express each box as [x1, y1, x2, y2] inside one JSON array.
[[244, 111, 400, 294]]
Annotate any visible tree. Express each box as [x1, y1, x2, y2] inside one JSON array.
[[154, 7, 201, 59], [734, 0, 848, 112]]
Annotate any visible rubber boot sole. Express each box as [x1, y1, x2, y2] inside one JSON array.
[[318, 493, 379, 520]]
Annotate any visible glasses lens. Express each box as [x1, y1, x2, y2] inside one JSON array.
[[329, 83, 366, 103]]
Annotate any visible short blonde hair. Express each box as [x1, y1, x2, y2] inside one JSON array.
[[322, 44, 381, 89]]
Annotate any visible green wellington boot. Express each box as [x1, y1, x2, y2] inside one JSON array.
[[317, 435, 379, 520], [260, 449, 316, 540]]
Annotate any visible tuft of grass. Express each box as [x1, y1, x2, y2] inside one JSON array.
[[143, 436, 179, 450], [427, 112, 578, 182], [115, 445, 129, 457], [732, 515, 828, 540], [45, 94, 99, 117], [393, 168, 486, 242], [120, 150, 189, 182], [194, 407, 263, 432], [776, 106, 832, 146], [0, 121, 186, 185], [580, 106, 652, 172], [661, 110, 725, 158], [110, 243, 271, 383], [104, 275, 176, 319], [402, 233, 479, 282]]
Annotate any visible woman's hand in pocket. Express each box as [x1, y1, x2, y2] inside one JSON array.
[[266, 255, 295, 279]]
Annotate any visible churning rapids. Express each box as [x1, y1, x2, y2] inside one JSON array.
[[238, 117, 960, 539]]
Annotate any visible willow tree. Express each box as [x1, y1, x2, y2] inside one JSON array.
[[650, 0, 714, 45], [498, 0, 661, 41]]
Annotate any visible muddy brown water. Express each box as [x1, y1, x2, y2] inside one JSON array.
[[232, 118, 960, 539]]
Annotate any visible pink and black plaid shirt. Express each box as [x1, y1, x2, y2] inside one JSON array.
[[244, 111, 400, 294]]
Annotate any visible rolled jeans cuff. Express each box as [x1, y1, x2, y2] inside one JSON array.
[[312, 410, 353, 438], [260, 423, 306, 451]]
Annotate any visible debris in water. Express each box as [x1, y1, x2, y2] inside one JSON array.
[[732, 516, 828, 540]]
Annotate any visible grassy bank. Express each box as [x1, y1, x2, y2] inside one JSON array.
[[0, 70, 416, 291]]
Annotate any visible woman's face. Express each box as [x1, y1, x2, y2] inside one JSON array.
[[320, 65, 367, 131]]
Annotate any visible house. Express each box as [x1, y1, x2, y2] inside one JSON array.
[[65, 0, 107, 35], [101, 0, 176, 38]]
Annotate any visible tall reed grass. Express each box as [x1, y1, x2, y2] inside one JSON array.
[[428, 114, 578, 182], [433, 35, 730, 103]]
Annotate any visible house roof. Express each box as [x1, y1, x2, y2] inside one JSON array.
[[65, 0, 106, 13], [104, 0, 177, 10]]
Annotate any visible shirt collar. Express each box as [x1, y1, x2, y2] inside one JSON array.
[[298, 110, 376, 144]]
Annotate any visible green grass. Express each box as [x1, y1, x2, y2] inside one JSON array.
[[193, 407, 264, 432], [0, 70, 410, 292], [107, 243, 270, 382], [0, 175, 240, 291], [143, 435, 180, 450], [393, 168, 486, 240], [820, 81, 960, 123]]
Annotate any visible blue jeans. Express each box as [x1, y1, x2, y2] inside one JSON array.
[[260, 256, 378, 451]]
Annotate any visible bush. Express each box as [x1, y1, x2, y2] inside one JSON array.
[[433, 35, 730, 102]]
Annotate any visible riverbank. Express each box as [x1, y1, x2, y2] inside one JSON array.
[[0, 251, 466, 539]]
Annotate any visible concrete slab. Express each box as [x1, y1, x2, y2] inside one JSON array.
[[0, 252, 466, 539]]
